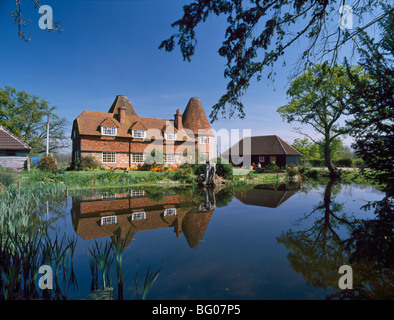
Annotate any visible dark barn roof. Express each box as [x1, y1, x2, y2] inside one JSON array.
[[222, 135, 301, 156], [234, 186, 299, 208], [0, 126, 31, 150]]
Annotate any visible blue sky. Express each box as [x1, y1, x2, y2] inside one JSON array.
[[1, 0, 369, 153]]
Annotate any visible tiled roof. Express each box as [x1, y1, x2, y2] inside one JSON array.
[[73, 96, 214, 139], [222, 135, 301, 156], [108, 95, 138, 117], [0, 126, 31, 150], [182, 97, 214, 136]]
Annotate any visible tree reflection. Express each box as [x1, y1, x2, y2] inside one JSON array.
[[278, 179, 394, 299]]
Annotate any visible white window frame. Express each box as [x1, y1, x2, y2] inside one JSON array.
[[164, 153, 175, 164], [102, 152, 116, 163], [132, 211, 146, 221], [101, 215, 117, 226], [102, 194, 117, 200], [101, 126, 117, 136], [131, 152, 145, 164], [132, 130, 146, 139], [165, 132, 177, 141], [199, 136, 210, 144], [259, 156, 265, 162], [164, 208, 177, 217], [131, 190, 145, 198]]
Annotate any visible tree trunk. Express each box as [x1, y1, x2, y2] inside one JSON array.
[[324, 138, 341, 177]]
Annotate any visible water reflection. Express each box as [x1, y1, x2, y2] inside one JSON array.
[[234, 183, 300, 208], [71, 188, 216, 248], [277, 178, 394, 299]]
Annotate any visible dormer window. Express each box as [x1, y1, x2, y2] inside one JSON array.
[[165, 133, 177, 141], [132, 130, 146, 139], [102, 126, 117, 136], [200, 136, 210, 144]]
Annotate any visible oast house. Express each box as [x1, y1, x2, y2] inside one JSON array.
[[71, 96, 214, 168]]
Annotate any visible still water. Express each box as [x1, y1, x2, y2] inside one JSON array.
[[22, 181, 394, 299]]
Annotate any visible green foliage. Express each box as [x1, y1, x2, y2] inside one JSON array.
[[344, 9, 394, 189], [38, 156, 58, 172], [278, 63, 364, 176], [0, 86, 68, 154], [292, 138, 320, 160], [77, 156, 101, 171], [216, 158, 233, 180], [0, 167, 17, 187], [335, 158, 353, 168], [160, 0, 387, 122]]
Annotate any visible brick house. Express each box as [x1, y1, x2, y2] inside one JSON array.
[[71, 96, 214, 168]]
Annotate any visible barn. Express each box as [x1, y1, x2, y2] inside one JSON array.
[[0, 126, 31, 170], [222, 135, 301, 167]]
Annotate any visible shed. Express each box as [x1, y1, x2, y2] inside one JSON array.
[[222, 135, 301, 167], [0, 126, 31, 170]]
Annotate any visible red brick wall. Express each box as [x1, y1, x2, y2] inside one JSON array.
[[76, 135, 212, 168]]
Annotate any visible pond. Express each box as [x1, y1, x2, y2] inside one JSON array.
[[1, 180, 392, 300]]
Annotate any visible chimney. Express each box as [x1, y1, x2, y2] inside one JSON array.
[[119, 106, 126, 124], [174, 108, 183, 130]]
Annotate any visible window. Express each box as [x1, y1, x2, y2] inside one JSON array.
[[102, 152, 116, 163], [132, 211, 146, 221], [102, 126, 117, 136], [131, 190, 145, 198], [101, 215, 117, 225], [259, 156, 265, 162], [200, 136, 210, 144], [102, 193, 116, 200], [164, 153, 175, 164], [164, 208, 177, 217], [165, 133, 177, 141], [132, 153, 144, 163], [132, 130, 146, 139]]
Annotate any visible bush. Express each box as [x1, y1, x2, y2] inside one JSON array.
[[0, 167, 16, 187], [309, 159, 325, 167], [216, 163, 233, 180], [354, 159, 364, 168], [78, 155, 101, 171], [52, 168, 65, 174], [335, 158, 353, 167], [305, 169, 319, 178], [38, 156, 58, 172], [286, 166, 298, 177]]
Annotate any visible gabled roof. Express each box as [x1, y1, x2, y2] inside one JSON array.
[[99, 117, 119, 128], [0, 126, 31, 150], [129, 120, 147, 131], [222, 135, 301, 156]]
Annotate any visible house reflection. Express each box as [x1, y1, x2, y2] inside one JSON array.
[[234, 184, 300, 208], [71, 189, 214, 248]]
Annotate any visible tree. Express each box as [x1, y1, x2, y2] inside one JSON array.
[[344, 8, 394, 190], [160, 0, 392, 122], [0, 86, 69, 155], [291, 138, 320, 160], [277, 63, 364, 177]]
